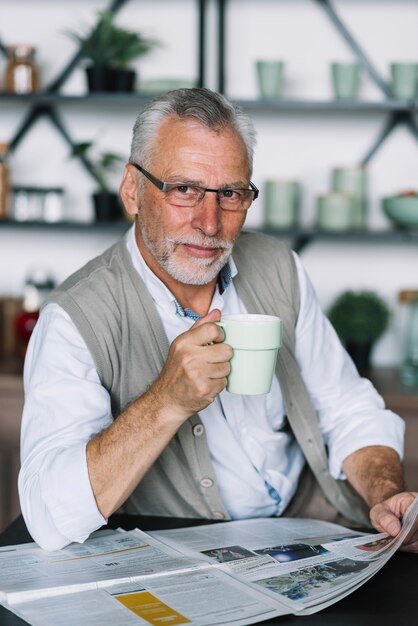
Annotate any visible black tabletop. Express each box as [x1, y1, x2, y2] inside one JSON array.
[[0, 515, 415, 626]]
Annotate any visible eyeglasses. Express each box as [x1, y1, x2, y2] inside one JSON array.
[[130, 162, 258, 212]]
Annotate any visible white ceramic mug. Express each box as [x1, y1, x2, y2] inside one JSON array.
[[217, 314, 282, 395]]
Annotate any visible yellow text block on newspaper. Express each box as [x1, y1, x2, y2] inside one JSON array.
[[116, 591, 191, 625]]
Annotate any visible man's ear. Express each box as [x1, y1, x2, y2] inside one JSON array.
[[119, 164, 141, 218]]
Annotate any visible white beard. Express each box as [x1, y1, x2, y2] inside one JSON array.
[[139, 221, 233, 285]]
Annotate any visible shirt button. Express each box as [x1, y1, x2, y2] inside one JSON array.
[[212, 511, 226, 520], [192, 424, 205, 437], [200, 477, 214, 488]]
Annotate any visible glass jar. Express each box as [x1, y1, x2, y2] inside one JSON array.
[[399, 289, 418, 388], [5, 44, 39, 94], [12, 186, 65, 222]]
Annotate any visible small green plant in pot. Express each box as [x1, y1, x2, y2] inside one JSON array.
[[328, 290, 390, 375], [71, 142, 125, 222], [68, 11, 158, 92]]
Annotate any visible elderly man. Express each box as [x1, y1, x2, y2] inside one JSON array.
[[19, 88, 416, 551]]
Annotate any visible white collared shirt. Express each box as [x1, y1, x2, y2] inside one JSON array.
[[19, 226, 404, 549]]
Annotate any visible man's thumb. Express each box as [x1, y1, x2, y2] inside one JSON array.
[[192, 308, 221, 328]]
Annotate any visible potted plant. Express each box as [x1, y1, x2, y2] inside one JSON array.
[[67, 11, 158, 92], [71, 142, 125, 222], [327, 290, 390, 375]]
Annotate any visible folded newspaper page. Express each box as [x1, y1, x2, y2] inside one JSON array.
[[0, 496, 417, 626]]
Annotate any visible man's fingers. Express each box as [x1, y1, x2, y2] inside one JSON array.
[[205, 361, 231, 379], [370, 504, 401, 536], [175, 322, 225, 350], [160, 309, 232, 415], [202, 343, 233, 364], [188, 310, 225, 345], [370, 492, 418, 542]]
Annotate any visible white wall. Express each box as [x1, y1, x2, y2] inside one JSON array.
[[1, 0, 418, 366]]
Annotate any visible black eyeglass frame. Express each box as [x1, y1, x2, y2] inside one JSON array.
[[130, 162, 259, 208]]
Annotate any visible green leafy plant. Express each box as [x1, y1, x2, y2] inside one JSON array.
[[328, 290, 390, 345], [67, 11, 158, 69], [71, 142, 125, 192]]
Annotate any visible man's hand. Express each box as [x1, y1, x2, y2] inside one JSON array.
[[151, 308, 232, 424], [342, 446, 418, 552], [370, 491, 418, 553]]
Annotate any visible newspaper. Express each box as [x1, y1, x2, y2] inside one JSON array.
[[0, 496, 417, 626]]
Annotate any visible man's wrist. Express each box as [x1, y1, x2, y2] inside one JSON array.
[[342, 445, 404, 508], [140, 383, 191, 431], [367, 481, 404, 508]]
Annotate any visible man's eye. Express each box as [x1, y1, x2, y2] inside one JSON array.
[[221, 189, 240, 199], [176, 185, 191, 194]]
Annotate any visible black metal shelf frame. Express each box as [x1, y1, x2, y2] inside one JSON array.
[[2, 92, 418, 113], [0, 219, 131, 234], [257, 226, 418, 254], [0, 0, 208, 184], [216, 0, 418, 166]]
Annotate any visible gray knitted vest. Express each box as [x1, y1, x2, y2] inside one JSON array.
[[46, 231, 369, 525]]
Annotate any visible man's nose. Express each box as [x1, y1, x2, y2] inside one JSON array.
[[190, 191, 222, 236]]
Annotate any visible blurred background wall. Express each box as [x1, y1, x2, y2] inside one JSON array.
[[1, 0, 418, 367]]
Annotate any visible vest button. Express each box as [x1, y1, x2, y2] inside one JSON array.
[[212, 511, 226, 520], [192, 424, 205, 437], [200, 477, 214, 488]]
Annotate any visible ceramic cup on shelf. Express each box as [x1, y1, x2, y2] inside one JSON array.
[[256, 60, 285, 99], [217, 314, 282, 395], [331, 166, 368, 229], [264, 179, 300, 229], [399, 290, 418, 388], [331, 62, 360, 99], [317, 192, 355, 231], [390, 63, 418, 100]]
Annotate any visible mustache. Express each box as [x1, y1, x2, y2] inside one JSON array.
[[167, 235, 234, 250]]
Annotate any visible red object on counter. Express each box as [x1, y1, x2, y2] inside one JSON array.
[[15, 310, 39, 347]]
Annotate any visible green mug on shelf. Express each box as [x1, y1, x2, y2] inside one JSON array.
[[317, 192, 355, 231], [331, 62, 360, 99], [264, 179, 300, 229], [390, 63, 418, 100], [256, 60, 285, 99], [331, 166, 368, 229]]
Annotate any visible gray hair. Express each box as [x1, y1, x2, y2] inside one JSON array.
[[129, 87, 257, 174]]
